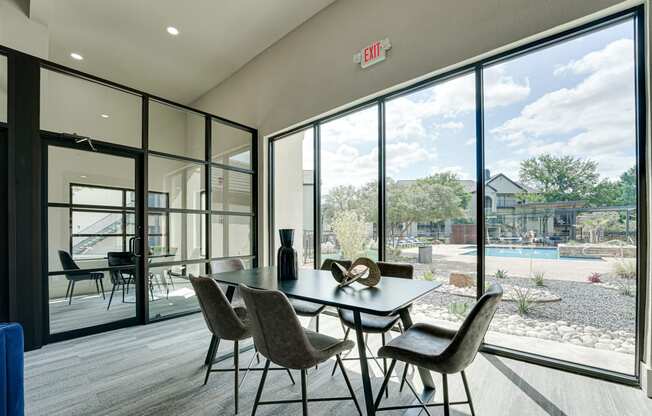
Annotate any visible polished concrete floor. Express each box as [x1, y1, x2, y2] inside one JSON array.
[[25, 313, 652, 416]]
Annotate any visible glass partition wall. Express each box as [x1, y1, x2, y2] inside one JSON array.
[[270, 8, 645, 383], [39, 66, 256, 340]]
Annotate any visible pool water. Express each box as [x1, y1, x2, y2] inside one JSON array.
[[463, 246, 595, 260]]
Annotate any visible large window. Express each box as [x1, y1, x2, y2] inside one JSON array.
[[69, 184, 168, 260], [0, 54, 6, 123], [270, 10, 645, 380], [320, 106, 379, 262]]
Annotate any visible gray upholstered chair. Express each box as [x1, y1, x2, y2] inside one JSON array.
[[331, 261, 413, 396], [190, 275, 294, 414], [374, 283, 503, 416], [288, 259, 352, 334], [239, 284, 362, 416]]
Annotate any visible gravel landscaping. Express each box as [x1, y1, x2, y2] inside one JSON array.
[[409, 261, 637, 355]]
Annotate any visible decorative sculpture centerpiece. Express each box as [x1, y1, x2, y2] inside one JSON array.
[[277, 229, 298, 281], [331, 257, 381, 288]]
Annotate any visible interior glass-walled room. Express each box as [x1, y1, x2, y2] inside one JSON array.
[[0, 50, 256, 343], [270, 8, 646, 383]]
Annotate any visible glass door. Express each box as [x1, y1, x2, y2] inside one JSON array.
[[45, 142, 143, 338]]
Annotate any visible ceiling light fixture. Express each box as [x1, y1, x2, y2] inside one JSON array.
[[70, 52, 84, 60], [166, 26, 179, 36], [100, 114, 110, 119]]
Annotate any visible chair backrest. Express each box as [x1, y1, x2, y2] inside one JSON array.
[[239, 284, 320, 370], [320, 258, 352, 271], [209, 258, 245, 274], [441, 283, 503, 373], [377, 261, 413, 279], [189, 275, 248, 341], [58, 250, 79, 271], [107, 252, 135, 284]]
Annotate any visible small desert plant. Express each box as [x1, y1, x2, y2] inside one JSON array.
[[617, 281, 635, 297], [447, 302, 469, 318], [587, 272, 602, 283], [513, 286, 536, 316], [613, 259, 636, 280], [532, 271, 545, 287], [421, 270, 435, 281], [495, 269, 508, 279]]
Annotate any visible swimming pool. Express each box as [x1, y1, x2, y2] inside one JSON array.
[[463, 246, 600, 261]]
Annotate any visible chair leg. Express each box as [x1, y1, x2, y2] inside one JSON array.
[[461, 370, 476, 416], [204, 337, 220, 385], [337, 355, 362, 415], [300, 369, 308, 416], [99, 278, 105, 299], [442, 373, 450, 416], [65, 281, 72, 300], [315, 315, 320, 333], [381, 332, 388, 398], [205, 335, 218, 365], [234, 340, 239, 414], [68, 282, 75, 305], [95, 279, 100, 296], [373, 359, 396, 410], [251, 359, 271, 416], [331, 328, 351, 376], [107, 284, 117, 310], [399, 364, 409, 393], [122, 282, 126, 303]]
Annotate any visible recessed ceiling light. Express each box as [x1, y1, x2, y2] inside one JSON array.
[[100, 114, 110, 119], [70, 52, 84, 61], [166, 26, 179, 36], [80, 175, 87, 178]]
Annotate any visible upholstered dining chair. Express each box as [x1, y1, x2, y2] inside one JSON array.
[[288, 259, 352, 335], [331, 261, 413, 397], [190, 275, 293, 414], [373, 283, 503, 416], [57, 250, 105, 305], [239, 284, 362, 416]]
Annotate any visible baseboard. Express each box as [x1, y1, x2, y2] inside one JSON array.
[[642, 361, 652, 398]]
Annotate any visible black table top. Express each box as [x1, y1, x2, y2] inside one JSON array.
[[208, 267, 440, 316]]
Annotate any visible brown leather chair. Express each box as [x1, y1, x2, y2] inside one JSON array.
[[190, 275, 293, 414], [331, 261, 414, 397], [240, 284, 361, 416], [374, 283, 503, 416]]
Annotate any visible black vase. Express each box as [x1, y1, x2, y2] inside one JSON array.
[[277, 229, 298, 281]]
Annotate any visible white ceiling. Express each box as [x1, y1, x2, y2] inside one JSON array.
[[30, 0, 335, 104]]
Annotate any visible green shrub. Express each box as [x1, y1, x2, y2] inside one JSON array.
[[495, 269, 508, 279], [617, 281, 635, 297], [421, 271, 435, 281], [532, 271, 545, 287], [513, 287, 535, 316], [613, 259, 636, 280], [447, 302, 469, 318]]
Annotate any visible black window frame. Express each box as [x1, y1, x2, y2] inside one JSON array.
[[269, 6, 647, 386], [68, 182, 169, 261]]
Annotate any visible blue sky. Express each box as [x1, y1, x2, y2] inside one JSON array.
[[314, 19, 636, 193]]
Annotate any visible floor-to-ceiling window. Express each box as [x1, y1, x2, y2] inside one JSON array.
[[320, 106, 379, 263], [385, 72, 477, 330], [482, 18, 639, 375], [272, 128, 315, 268], [269, 9, 644, 381]]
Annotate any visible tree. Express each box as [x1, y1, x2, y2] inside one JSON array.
[[331, 210, 367, 259], [618, 166, 636, 206], [518, 154, 600, 203]]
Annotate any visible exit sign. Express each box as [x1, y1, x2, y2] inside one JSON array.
[[354, 38, 391, 69]]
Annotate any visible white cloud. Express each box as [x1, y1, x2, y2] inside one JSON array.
[[437, 121, 464, 129], [465, 137, 476, 146], [491, 38, 636, 179], [484, 65, 531, 108]]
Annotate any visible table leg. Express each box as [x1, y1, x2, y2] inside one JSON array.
[[353, 310, 375, 416], [399, 307, 436, 390]]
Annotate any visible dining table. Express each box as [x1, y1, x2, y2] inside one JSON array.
[[208, 266, 441, 416]]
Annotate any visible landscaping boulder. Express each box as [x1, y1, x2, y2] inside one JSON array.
[[449, 272, 474, 288]]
